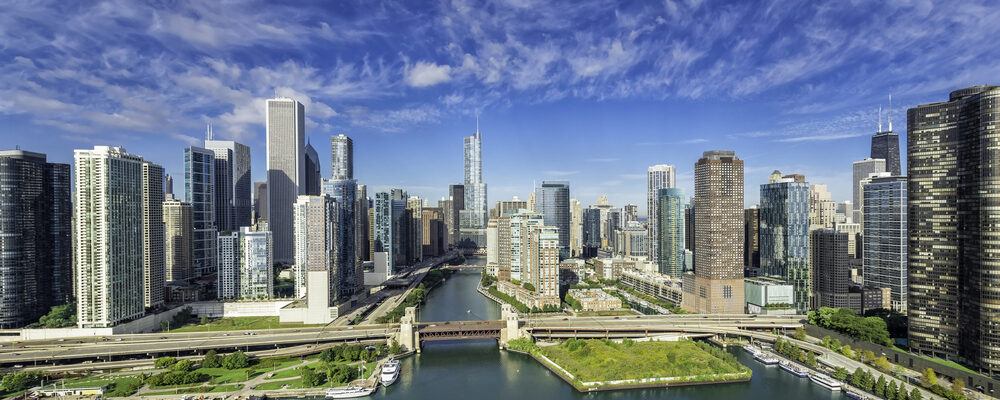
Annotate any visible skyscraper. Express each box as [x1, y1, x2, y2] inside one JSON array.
[[570, 199, 582, 257], [253, 181, 267, 223], [142, 161, 165, 309], [852, 158, 886, 227], [648, 164, 676, 266], [812, 228, 851, 309], [356, 184, 370, 263], [266, 97, 306, 263], [164, 174, 174, 196], [205, 139, 252, 231], [506, 210, 545, 282], [407, 196, 423, 264], [581, 207, 601, 257], [293, 195, 338, 300], [446, 184, 464, 247], [460, 125, 487, 249], [323, 179, 358, 297], [184, 146, 216, 278], [0, 150, 71, 328], [74, 146, 148, 328], [330, 134, 353, 180], [862, 175, 907, 312], [217, 232, 240, 300], [217, 227, 273, 300], [535, 181, 570, 258], [373, 192, 396, 277], [871, 97, 901, 176], [908, 85, 1000, 375], [163, 194, 193, 282], [808, 184, 836, 229], [304, 141, 321, 196], [656, 188, 685, 278], [760, 174, 811, 313], [683, 151, 744, 314], [422, 207, 446, 257], [743, 207, 760, 274]]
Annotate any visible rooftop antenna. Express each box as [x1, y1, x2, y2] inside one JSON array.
[[878, 105, 882, 133], [475, 112, 480, 137], [888, 93, 893, 132], [206, 123, 213, 140]]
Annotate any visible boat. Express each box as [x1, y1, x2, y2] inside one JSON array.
[[779, 360, 809, 377], [845, 389, 868, 399], [808, 373, 842, 391], [742, 344, 761, 355], [325, 386, 376, 399], [754, 352, 780, 365], [380, 359, 400, 387]]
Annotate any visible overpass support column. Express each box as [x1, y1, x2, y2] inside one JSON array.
[[398, 307, 419, 353], [499, 304, 523, 348]]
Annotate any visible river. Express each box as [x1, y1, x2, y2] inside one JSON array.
[[314, 257, 843, 399]]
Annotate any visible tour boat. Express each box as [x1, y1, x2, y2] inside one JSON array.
[[845, 389, 868, 399], [742, 344, 761, 356], [778, 360, 809, 377], [325, 386, 376, 399], [754, 351, 780, 365], [380, 359, 400, 387], [808, 373, 842, 391]]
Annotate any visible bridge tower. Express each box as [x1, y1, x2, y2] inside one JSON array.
[[398, 306, 419, 353], [499, 304, 524, 348]]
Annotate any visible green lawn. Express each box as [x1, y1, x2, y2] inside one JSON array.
[[265, 367, 304, 380], [199, 367, 260, 383], [917, 354, 978, 374], [142, 384, 242, 396], [256, 379, 308, 390], [540, 339, 750, 383], [265, 361, 377, 382], [169, 316, 325, 332]]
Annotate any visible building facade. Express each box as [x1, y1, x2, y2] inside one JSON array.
[[330, 134, 353, 180], [759, 177, 811, 313], [142, 162, 165, 308], [683, 150, 745, 314], [812, 229, 852, 309], [535, 181, 570, 258], [163, 194, 193, 282], [657, 188, 685, 278], [184, 146, 217, 278], [647, 164, 676, 265], [0, 150, 72, 328], [323, 179, 359, 298], [862, 175, 907, 312], [204, 140, 252, 231], [266, 97, 306, 263], [852, 158, 886, 227], [907, 86, 1000, 375], [293, 195, 338, 300], [460, 128, 487, 249]]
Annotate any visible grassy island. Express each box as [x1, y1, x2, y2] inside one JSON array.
[[514, 338, 751, 391]]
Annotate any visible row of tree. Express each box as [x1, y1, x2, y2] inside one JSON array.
[[808, 307, 893, 346]]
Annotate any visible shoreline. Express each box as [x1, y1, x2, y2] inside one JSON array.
[[504, 346, 752, 393]]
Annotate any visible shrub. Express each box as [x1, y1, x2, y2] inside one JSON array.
[[793, 326, 806, 340], [172, 359, 195, 372], [154, 356, 177, 369], [808, 307, 892, 346], [222, 351, 250, 369]]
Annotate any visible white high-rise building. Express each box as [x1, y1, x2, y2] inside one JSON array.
[[218, 228, 273, 300], [293, 195, 338, 300], [330, 134, 353, 180], [267, 97, 306, 263], [460, 124, 487, 248], [569, 199, 582, 257], [74, 146, 158, 328], [852, 158, 886, 228], [217, 232, 240, 299], [647, 164, 676, 263], [809, 184, 837, 229], [142, 162, 164, 309]]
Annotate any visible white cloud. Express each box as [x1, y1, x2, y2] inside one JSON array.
[[405, 61, 452, 87]]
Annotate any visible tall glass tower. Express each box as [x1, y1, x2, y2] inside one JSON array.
[[535, 181, 570, 258], [759, 177, 811, 313], [460, 124, 487, 249], [657, 188, 685, 278]]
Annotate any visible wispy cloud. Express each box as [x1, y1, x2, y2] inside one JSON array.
[[543, 170, 579, 177]]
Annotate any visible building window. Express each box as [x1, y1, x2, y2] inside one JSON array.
[[723, 285, 733, 299]]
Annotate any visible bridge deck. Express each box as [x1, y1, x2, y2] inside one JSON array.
[[417, 320, 503, 341]]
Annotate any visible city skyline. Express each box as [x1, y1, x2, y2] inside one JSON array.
[[3, 2, 1000, 213]]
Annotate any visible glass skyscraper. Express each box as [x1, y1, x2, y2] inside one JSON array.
[[460, 128, 487, 249], [204, 140, 252, 231], [0, 150, 71, 328], [323, 178, 358, 297], [647, 164, 676, 266], [266, 97, 306, 263], [908, 86, 1000, 375], [657, 188, 685, 278], [535, 181, 570, 259], [759, 178, 811, 313], [862, 175, 907, 312], [330, 134, 353, 180], [184, 146, 217, 278]]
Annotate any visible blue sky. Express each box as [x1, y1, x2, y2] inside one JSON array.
[[1, 0, 998, 216]]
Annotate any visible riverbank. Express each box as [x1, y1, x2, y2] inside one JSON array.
[[506, 338, 752, 392]]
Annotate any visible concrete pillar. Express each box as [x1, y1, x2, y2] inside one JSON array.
[[397, 306, 418, 353], [500, 304, 522, 347]]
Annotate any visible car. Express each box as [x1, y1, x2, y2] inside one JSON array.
[[613, 317, 620, 320], [293, 329, 300, 332], [636, 316, 642, 319], [249, 386, 255, 390], [115, 338, 123, 341], [365, 345, 376, 351], [562, 318, 568, 321], [57, 338, 65, 342], [160, 337, 167, 339]]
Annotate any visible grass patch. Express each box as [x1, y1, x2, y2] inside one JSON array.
[[540, 339, 749, 383], [265, 367, 305, 380], [170, 316, 324, 332], [256, 379, 309, 390], [917, 354, 978, 374]]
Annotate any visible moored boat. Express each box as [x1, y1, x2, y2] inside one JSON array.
[[743, 344, 761, 356], [325, 386, 376, 399], [380, 359, 400, 387], [808, 373, 842, 391], [779, 360, 809, 377], [754, 352, 780, 365], [845, 389, 868, 399]]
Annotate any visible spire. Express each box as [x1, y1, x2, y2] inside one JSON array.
[[206, 123, 213, 140], [888, 93, 893, 132], [475, 112, 480, 138], [878, 105, 882, 133]]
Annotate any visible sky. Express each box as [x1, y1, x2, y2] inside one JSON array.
[[1, 0, 998, 216]]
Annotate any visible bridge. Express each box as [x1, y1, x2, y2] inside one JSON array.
[[0, 310, 804, 369]]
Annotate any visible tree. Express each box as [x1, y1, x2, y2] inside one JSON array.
[[851, 367, 866, 387], [389, 340, 402, 355], [222, 351, 250, 369], [793, 326, 807, 340], [875, 375, 888, 396], [909, 387, 923, 400], [172, 360, 195, 372], [920, 368, 937, 388], [1, 372, 44, 393], [841, 344, 854, 359], [202, 350, 221, 368], [874, 356, 892, 372], [951, 378, 965, 396], [896, 384, 909, 400], [155, 356, 177, 369], [300, 367, 325, 387], [200, 315, 209, 325], [833, 366, 849, 380], [887, 380, 899, 399], [31, 302, 76, 328]]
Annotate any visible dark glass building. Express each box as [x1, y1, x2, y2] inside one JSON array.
[[871, 131, 901, 176], [0, 150, 72, 328], [907, 85, 1000, 376]]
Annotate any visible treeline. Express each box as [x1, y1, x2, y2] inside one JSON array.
[[376, 284, 427, 323], [773, 337, 818, 367], [26, 302, 76, 328], [808, 307, 892, 346]]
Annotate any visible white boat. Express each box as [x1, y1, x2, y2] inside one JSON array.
[[742, 344, 761, 356], [808, 373, 842, 391], [779, 360, 809, 377], [380, 359, 400, 387], [754, 352, 780, 365], [325, 386, 376, 399]]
